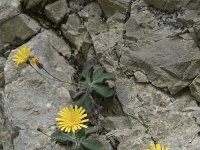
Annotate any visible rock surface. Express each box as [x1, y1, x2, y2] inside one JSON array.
[[3, 30, 74, 150], [0, 14, 41, 52], [1, 0, 200, 150], [61, 13, 92, 60], [45, 0, 69, 24]]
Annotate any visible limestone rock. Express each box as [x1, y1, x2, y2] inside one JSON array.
[[144, 0, 190, 12], [98, 0, 129, 18], [4, 30, 75, 150], [45, 0, 69, 24], [120, 1, 200, 95], [134, 71, 149, 83], [100, 116, 132, 130], [190, 75, 200, 102], [80, 2, 124, 71], [0, 14, 41, 52], [61, 14, 92, 58], [114, 78, 200, 150], [25, 0, 43, 9], [0, 0, 20, 24]]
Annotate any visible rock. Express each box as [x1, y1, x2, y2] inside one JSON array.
[[98, 0, 129, 18], [134, 71, 149, 83], [0, 89, 14, 150], [99, 116, 132, 130], [80, 2, 124, 72], [114, 78, 200, 150], [0, 14, 41, 52], [25, 0, 43, 9], [3, 30, 75, 150], [119, 1, 200, 95], [144, 0, 190, 12], [98, 135, 113, 150], [61, 14, 92, 59], [0, 0, 20, 24], [68, 0, 93, 11], [45, 0, 69, 24], [190, 75, 200, 102]]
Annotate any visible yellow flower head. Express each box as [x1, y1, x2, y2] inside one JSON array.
[[31, 57, 39, 65], [146, 144, 170, 150], [56, 105, 89, 133], [12, 47, 31, 65]]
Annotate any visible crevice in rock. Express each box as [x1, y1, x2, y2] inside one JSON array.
[[124, 0, 135, 23]]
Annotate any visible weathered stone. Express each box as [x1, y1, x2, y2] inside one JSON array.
[[45, 0, 69, 24], [0, 0, 20, 24], [0, 14, 41, 52], [120, 2, 200, 95], [134, 71, 149, 83], [144, 0, 190, 12], [4, 30, 75, 150], [99, 116, 132, 130], [25, 0, 43, 9], [98, 0, 129, 18], [115, 78, 200, 150], [80, 3, 124, 71], [190, 75, 200, 102], [61, 14, 92, 59]]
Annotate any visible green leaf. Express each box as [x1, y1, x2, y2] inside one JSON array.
[[51, 130, 74, 143], [85, 126, 102, 136], [82, 59, 94, 79], [92, 68, 115, 84], [81, 138, 103, 150], [92, 84, 114, 97], [76, 128, 86, 139], [69, 90, 84, 100], [75, 93, 92, 113]]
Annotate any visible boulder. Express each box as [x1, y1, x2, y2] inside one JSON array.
[[45, 0, 69, 24], [144, 0, 190, 12], [0, 0, 20, 24], [114, 78, 200, 150], [61, 14, 92, 58], [0, 14, 41, 52], [98, 0, 129, 18], [3, 30, 75, 150]]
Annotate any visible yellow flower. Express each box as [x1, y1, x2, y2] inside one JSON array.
[[31, 57, 39, 65], [146, 144, 170, 150], [56, 105, 89, 133], [12, 47, 31, 65]]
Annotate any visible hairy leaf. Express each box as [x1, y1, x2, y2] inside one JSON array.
[[81, 138, 103, 150], [75, 93, 92, 113], [85, 126, 102, 135], [69, 90, 84, 100], [92, 84, 114, 97], [82, 59, 94, 79], [51, 130, 74, 143], [92, 68, 115, 84]]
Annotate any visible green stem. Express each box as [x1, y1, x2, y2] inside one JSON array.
[[29, 64, 59, 82], [42, 67, 79, 86]]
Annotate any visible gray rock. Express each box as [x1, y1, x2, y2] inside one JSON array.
[[45, 0, 69, 24], [80, 3, 124, 71], [99, 116, 132, 130], [61, 14, 92, 59], [98, 0, 129, 18], [4, 30, 75, 150], [0, 14, 41, 52], [134, 71, 149, 83], [114, 78, 200, 150], [190, 75, 200, 102], [120, 2, 200, 95], [25, 0, 43, 9], [144, 0, 190, 12], [0, 0, 20, 24]]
